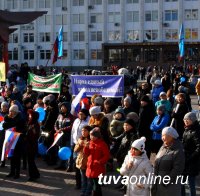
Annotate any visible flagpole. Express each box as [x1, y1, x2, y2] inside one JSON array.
[[45, 46, 54, 67]]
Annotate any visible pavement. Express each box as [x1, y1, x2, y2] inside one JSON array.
[[0, 95, 199, 196]]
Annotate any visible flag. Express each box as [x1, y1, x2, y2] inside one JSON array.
[[71, 88, 87, 116], [47, 132, 63, 152], [53, 26, 63, 64], [179, 23, 185, 61]]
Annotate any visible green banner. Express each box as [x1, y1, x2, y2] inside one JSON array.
[[28, 73, 62, 93]]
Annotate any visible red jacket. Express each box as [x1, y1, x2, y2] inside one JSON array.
[[84, 139, 110, 178]]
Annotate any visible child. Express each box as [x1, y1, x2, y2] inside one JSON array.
[[120, 137, 153, 196]]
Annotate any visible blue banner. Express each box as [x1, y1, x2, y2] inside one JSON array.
[[71, 75, 124, 97]]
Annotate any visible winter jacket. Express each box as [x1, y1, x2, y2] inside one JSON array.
[[84, 138, 110, 178], [120, 151, 153, 196], [155, 100, 172, 114], [151, 140, 185, 196], [151, 85, 164, 104], [150, 113, 170, 140], [182, 121, 200, 176]]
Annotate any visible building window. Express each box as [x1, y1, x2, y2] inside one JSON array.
[[56, 0, 67, 7], [39, 15, 51, 25], [72, 14, 85, 24], [90, 31, 102, 41], [108, 12, 121, 23], [40, 50, 51, 59], [127, 30, 139, 40], [24, 50, 34, 60], [73, 32, 85, 42], [108, 31, 121, 41], [127, 11, 139, 22], [8, 50, 18, 60], [56, 15, 67, 25], [185, 28, 198, 39], [73, 49, 85, 60], [39, 32, 50, 42], [63, 50, 68, 59], [72, 0, 84, 6], [145, 0, 158, 2], [90, 0, 102, 5], [185, 9, 198, 20], [145, 11, 158, 21], [91, 49, 102, 59], [109, 49, 121, 62], [144, 30, 158, 40], [23, 33, 34, 42], [90, 14, 102, 23], [63, 32, 67, 42], [9, 33, 18, 43], [6, 0, 18, 9], [127, 49, 140, 62], [23, 0, 34, 9], [108, 0, 120, 4], [164, 10, 178, 21], [39, 0, 50, 8], [127, 0, 139, 3], [164, 29, 178, 40]]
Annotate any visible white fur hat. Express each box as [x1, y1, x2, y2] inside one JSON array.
[[131, 137, 146, 152], [89, 106, 101, 116]]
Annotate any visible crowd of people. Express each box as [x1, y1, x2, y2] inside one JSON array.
[[0, 63, 199, 196]]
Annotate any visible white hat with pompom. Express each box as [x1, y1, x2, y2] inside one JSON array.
[[131, 137, 146, 152]]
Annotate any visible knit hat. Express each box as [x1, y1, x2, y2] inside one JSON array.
[[131, 137, 146, 152], [114, 106, 125, 116], [90, 127, 102, 138], [9, 104, 19, 113], [79, 108, 89, 117], [124, 96, 132, 104], [94, 96, 104, 106], [126, 112, 139, 124], [184, 112, 197, 123], [154, 80, 162, 85], [140, 95, 150, 103], [162, 127, 179, 139], [124, 118, 135, 128], [157, 105, 166, 112], [104, 98, 114, 106], [89, 106, 101, 116]]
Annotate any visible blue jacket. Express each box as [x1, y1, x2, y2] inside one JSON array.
[[155, 99, 172, 113], [150, 113, 170, 140], [151, 85, 164, 104]]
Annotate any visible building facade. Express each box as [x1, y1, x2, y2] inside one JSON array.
[[1, 0, 200, 70]]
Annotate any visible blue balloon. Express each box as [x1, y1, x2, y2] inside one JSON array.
[[35, 107, 46, 122], [38, 143, 47, 155], [58, 147, 71, 160], [180, 77, 186, 83]]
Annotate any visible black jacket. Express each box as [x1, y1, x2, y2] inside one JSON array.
[[182, 121, 200, 176]]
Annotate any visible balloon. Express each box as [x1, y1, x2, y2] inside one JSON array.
[[35, 107, 46, 122], [180, 77, 186, 83], [58, 147, 71, 160], [38, 143, 47, 155]]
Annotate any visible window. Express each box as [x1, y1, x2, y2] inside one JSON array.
[[165, 10, 178, 21], [73, 49, 85, 60], [24, 50, 34, 60], [108, 31, 121, 41], [108, 0, 120, 4], [90, 14, 102, 23], [90, 31, 102, 41], [8, 50, 18, 60], [39, 0, 50, 8], [185, 28, 198, 39], [108, 12, 121, 23], [23, 33, 34, 42], [73, 32, 85, 41], [73, 0, 84, 6], [40, 50, 51, 59], [91, 49, 102, 59], [56, 0, 67, 7], [127, 49, 140, 62], [23, 0, 34, 9], [63, 50, 68, 59], [144, 30, 158, 40], [63, 32, 67, 42], [109, 49, 121, 61], [127, 11, 139, 22], [164, 29, 178, 40], [9, 33, 18, 43], [145, 11, 158, 21], [72, 14, 85, 24], [185, 9, 198, 20], [56, 15, 67, 25], [165, 0, 177, 1], [127, 0, 139, 3], [127, 30, 139, 40], [39, 15, 51, 25], [6, 0, 17, 9], [90, 0, 102, 5], [39, 32, 50, 42], [145, 0, 158, 2]]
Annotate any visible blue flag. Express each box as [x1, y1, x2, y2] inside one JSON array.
[[179, 24, 184, 60]]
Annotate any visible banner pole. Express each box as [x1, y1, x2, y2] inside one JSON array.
[[45, 46, 54, 67]]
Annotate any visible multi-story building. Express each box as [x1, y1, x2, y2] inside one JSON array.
[[1, 0, 200, 70]]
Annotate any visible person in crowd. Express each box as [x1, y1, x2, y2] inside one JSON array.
[[125, 90, 140, 114], [155, 92, 172, 114], [123, 96, 133, 116], [150, 72, 161, 87], [74, 125, 92, 196], [57, 85, 71, 103], [89, 106, 110, 145], [150, 105, 170, 153], [171, 93, 189, 139], [26, 109, 40, 181], [161, 72, 171, 93], [33, 94, 45, 110], [151, 127, 185, 196], [137, 83, 150, 102], [3, 87, 14, 105], [84, 128, 110, 196], [178, 85, 192, 111], [189, 74, 198, 94], [151, 80, 164, 104], [182, 112, 200, 196], [3, 105, 26, 179], [195, 78, 200, 105], [54, 102, 74, 171], [93, 96, 104, 111], [173, 74, 180, 95], [103, 98, 116, 125], [138, 95, 155, 158], [12, 86, 22, 104], [120, 137, 153, 196], [23, 85, 38, 105], [166, 89, 175, 107]]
